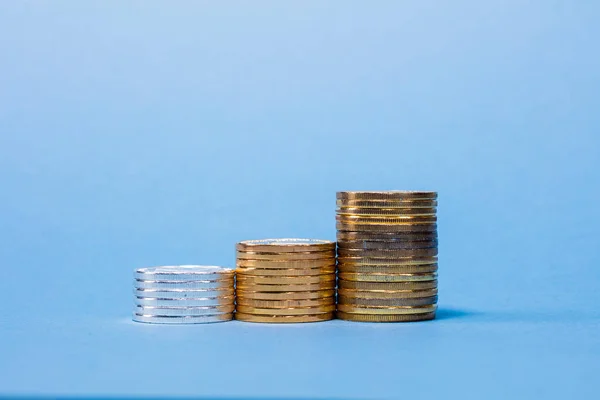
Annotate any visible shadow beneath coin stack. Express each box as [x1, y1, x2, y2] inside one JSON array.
[[435, 307, 482, 320]]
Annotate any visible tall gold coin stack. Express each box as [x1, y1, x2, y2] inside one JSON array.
[[235, 239, 337, 323], [336, 191, 438, 322]]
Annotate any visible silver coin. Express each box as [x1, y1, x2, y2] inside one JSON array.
[[133, 313, 233, 324], [134, 279, 233, 290], [133, 288, 235, 298], [134, 295, 235, 307], [135, 265, 234, 281], [135, 304, 235, 316]]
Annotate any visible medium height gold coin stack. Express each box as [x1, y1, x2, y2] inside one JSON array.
[[336, 191, 438, 322], [235, 239, 337, 323]]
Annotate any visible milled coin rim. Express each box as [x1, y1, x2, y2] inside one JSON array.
[[132, 313, 233, 324], [237, 239, 335, 252], [235, 312, 335, 323]]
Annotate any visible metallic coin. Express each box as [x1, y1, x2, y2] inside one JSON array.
[[236, 297, 335, 308], [337, 304, 437, 315], [337, 288, 438, 299], [133, 313, 233, 324], [337, 256, 438, 266], [135, 295, 235, 307], [337, 264, 438, 274], [235, 289, 335, 300], [135, 304, 235, 316], [337, 214, 437, 222], [133, 288, 235, 298], [337, 191, 437, 200], [336, 311, 435, 322], [336, 207, 436, 216], [338, 295, 438, 307], [236, 305, 336, 315], [235, 312, 334, 323], [338, 280, 437, 291], [337, 222, 437, 233], [337, 239, 438, 250], [337, 231, 438, 241], [236, 239, 335, 253], [236, 274, 335, 285], [236, 281, 336, 292], [134, 265, 234, 281], [337, 199, 438, 208], [337, 248, 438, 258], [236, 266, 336, 276], [338, 272, 437, 282], [236, 250, 336, 261], [236, 259, 335, 269], [134, 279, 233, 290]]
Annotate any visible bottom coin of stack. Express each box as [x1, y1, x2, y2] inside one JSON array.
[[235, 239, 337, 323], [133, 265, 235, 324]]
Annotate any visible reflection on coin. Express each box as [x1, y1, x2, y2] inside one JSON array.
[[235, 312, 334, 323], [235, 289, 335, 300], [134, 295, 235, 307], [133, 313, 233, 324], [336, 215, 437, 224], [337, 191, 437, 200], [336, 311, 435, 322], [236, 305, 336, 315], [337, 231, 438, 241], [337, 199, 438, 208], [337, 304, 437, 315], [236, 297, 335, 308], [236, 259, 335, 269], [134, 265, 233, 281], [338, 296, 438, 307], [338, 272, 437, 282], [135, 304, 235, 316], [337, 256, 438, 266], [337, 288, 438, 299], [337, 247, 438, 258], [236, 250, 335, 261], [236, 281, 336, 292], [336, 240, 438, 250], [236, 274, 335, 285], [336, 264, 438, 274], [133, 288, 235, 298], [337, 222, 437, 232], [338, 280, 437, 291], [235, 266, 336, 276], [134, 279, 233, 290], [236, 239, 335, 253], [336, 207, 437, 216]]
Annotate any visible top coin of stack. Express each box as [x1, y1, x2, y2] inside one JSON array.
[[336, 191, 438, 322], [235, 239, 337, 323], [133, 265, 235, 324]]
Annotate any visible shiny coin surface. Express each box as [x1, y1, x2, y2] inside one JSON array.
[[336, 215, 437, 224], [338, 272, 437, 282], [236, 274, 335, 285], [236, 239, 335, 253], [236, 281, 336, 292], [133, 313, 233, 324], [134, 288, 235, 298], [134, 265, 233, 281], [235, 289, 335, 300], [337, 256, 438, 266], [236, 297, 335, 308], [337, 247, 438, 258], [336, 207, 437, 216], [337, 191, 437, 200], [236, 250, 335, 261], [337, 199, 438, 208], [135, 295, 235, 307], [336, 311, 435, 322], [338, 280, 437, 291], [134, 279, 233, 290], [235, 312, 334, 323], [236, 305, 336, 315], [338, 295, 438, 307], [236, 266, 336, 276], [337, 264, 438, 274], [337, 222, 437, 232], [135, 304, 235, 316], [337, 288, 438, 299], [337, 304, 437, 315], [236, 259, 335, 269], [337, 240, 438, 250], [337, 231, 438, 241]]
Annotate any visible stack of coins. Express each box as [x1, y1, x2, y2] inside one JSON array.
[[133, 265, 235, 324], [235, 239, 337, 323], [336, 191, 438, 322]]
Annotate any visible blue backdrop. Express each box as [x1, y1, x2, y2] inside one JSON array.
[[1, 1, 598, 399]]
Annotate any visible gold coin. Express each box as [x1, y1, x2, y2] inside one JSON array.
[[336, 311, 435, 322], [236, 250, 336, 261], [338, 280, 437, 291], [236, 274, 335, 285], [236, 281, 336, 292], [235, 289, 335, 300], [236, 304, 336, 315], [338, 295, 437, 307], [337, 199, 438, 208], [235, 312, 334, 323], [337, 288, 438, 299], [337, 256, 438, 266], [337, 231, 438, 241], [236, 266, 336, 276], [338, 272, 437, 282], [337, 239, 438, 250], [337, 264, 438, 274], [236, 259, 335, 269], [336, 215, 437, 224], [236, 239, 335, 253], [337, 222, 437, 232], [236, 297, 335, 308], [337, 304, 437, 315], [336, 191, 437, 200], [336, 207, 437, 216], [337, 248, 438, 258]]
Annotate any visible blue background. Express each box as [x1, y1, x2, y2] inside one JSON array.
[[1, 1, 599, 399]]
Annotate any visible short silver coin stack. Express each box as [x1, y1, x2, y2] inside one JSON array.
[[133, 265, 235, 324]]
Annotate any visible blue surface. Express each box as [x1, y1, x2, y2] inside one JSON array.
[[1, 1, 599, 399]]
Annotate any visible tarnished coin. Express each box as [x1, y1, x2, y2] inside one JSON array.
[[336, 264, 438, 274], [236, 281, 336, 292], [336, 207, 437, 216], [236, 250, 336, 261], [337, 199, 438, 208], [236, 259, 335, 269], [236, 266, 336, 276], [336, 240, 438, 250], [135, 304, 235, 316], [337, 231, 438, 241], [134, 265, 234, 281], [337, 288, 438, 299], [135, 295, 235, 307], [338, 295, 438, 307], [337, 247, 438, 258], [336, 311, 435, 322], [337, 304, 437, 315], [236, 305, 336, 315], [337, 256, 438, 266], [338, 272, 437, 282], [236, 274, 335, 285], [134, 279, 233, 290], [338, 280, 437, 291], [235, 289, 335, 300], [337, 191, 437, 200], [134, 288, 234, 298], [235, 312, 334, 323], [133, 313, 233, 324], [337, 222, 437, 233], [236, 239, 335, 253], [236, 297, 335, 308]]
